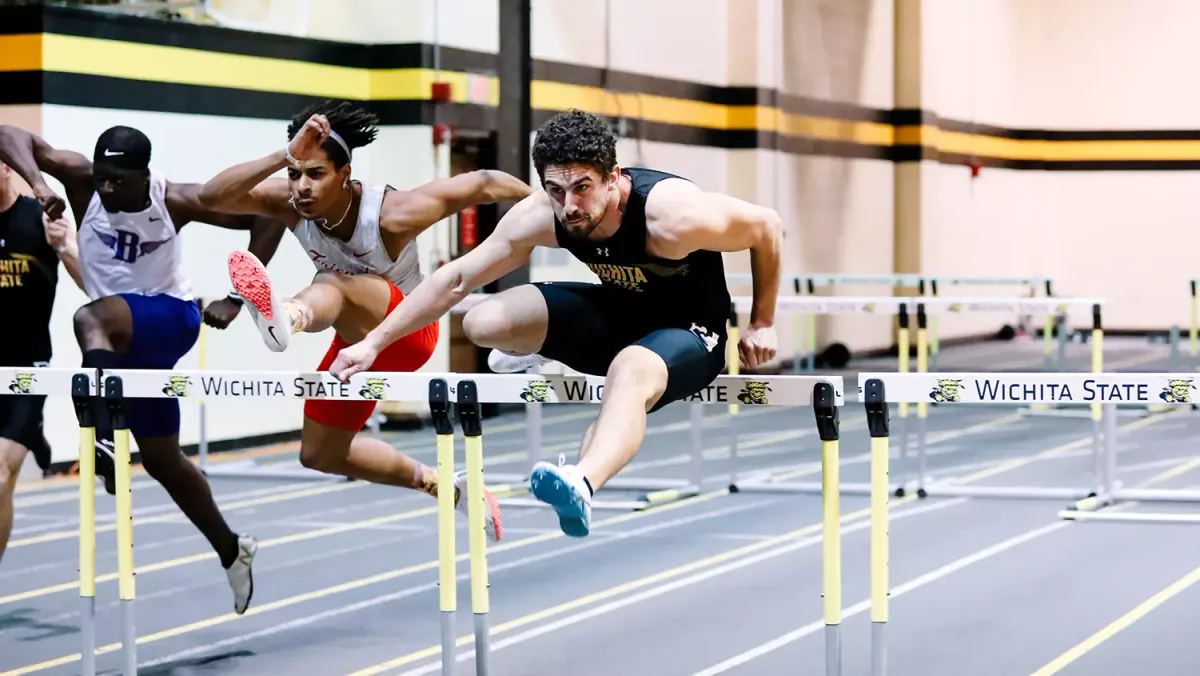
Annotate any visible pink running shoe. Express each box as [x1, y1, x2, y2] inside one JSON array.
[[454, 471, 503, 542], [228, 250, 290, 352]]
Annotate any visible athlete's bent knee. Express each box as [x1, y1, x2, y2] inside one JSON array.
[[462, 301, 510, 348], [299, 442, 344, 474], [72, 304, 106, 345], [606, 346, 668, 406], [0, 441, 25, 497]]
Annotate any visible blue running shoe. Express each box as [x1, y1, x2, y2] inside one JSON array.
[[529, 455, 593, 537]]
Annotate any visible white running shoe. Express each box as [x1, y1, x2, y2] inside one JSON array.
[[454, 470, 503, 542], [529, 454, 592, 537], [228, 249, 290, 352], [487, 349, 550, 373], [225, 533, 258, 615]]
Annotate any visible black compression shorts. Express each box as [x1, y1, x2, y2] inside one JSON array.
[[533, 282, 728, 412], [0, 389, 50, 467]]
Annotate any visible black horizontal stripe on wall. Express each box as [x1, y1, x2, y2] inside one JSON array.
[[937, 152, 1200, 171], [0, 71, 507, 128]]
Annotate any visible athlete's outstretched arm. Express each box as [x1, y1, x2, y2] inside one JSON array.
[[0, 125, 93, 221], [380, 170, 533, 240], [645, 179, 782, 367], [329, 192, 557, 382], [167, 182, 291, 328], [167, 183, 289, 264], [197, 114, 328, 220]]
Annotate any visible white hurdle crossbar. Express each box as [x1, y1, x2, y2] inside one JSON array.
[[726, 273, 1054, 372], [83, 368, 845, 676]]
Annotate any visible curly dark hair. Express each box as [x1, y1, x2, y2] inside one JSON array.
[[288, 100, 379, 168], [531, 109, 617, 182]]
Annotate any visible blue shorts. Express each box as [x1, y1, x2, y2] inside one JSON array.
[[118, 293, 200, 439]]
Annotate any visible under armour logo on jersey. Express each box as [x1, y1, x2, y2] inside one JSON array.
[[95, 229, 169, 263], [689, 323, 719, 352], [596, 247, 609, 257]]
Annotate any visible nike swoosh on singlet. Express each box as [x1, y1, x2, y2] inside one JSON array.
[[352, 251, 370, 258], [268, 326, 280, 345]]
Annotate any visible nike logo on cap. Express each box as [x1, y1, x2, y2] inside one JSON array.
[[103, 149, 124, 157]]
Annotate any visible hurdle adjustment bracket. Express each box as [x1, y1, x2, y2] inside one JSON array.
[[103, 375, 126, 429], [813, 382, 840, 441], [862, 379, 890, 438], [457, 381, 482, 437], [72, 373, 94, 426], [428, 378, 455, 434]]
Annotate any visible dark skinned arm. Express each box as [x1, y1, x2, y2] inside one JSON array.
[[0, 125, 94, 221], [166, 182, 290, 328]]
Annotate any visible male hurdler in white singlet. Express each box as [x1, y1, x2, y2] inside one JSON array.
[[195, 100, 534, 543], [0, 123, 291, 612]]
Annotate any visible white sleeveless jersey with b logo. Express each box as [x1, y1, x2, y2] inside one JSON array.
[[77, 171, 193, 301], [292, 182, 424, 294]]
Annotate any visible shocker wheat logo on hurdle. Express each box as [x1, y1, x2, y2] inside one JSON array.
[[359, 377, 389, 400], [162, 375, 192, 397], [8, 372, 34, 394], [930, 378, 964, 402], [521, 380, 550, 403], [1159, 378, 1196, 403], [737, 381, 771, 405]]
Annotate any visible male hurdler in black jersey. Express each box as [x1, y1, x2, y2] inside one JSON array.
[[0, 162, 86, 562], [330, 109, 782, 538]]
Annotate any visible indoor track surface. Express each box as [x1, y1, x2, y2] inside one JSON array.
[[4, 338, 1200, 676]]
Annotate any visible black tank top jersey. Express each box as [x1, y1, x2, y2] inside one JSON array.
[[552, 167, 732, 327], [0, 195, 58, 364]]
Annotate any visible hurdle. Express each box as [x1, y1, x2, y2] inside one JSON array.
[[728, 296, 1106, 498], [77, 366, 841, 675]]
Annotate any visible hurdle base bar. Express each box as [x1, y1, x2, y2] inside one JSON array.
[[1061, 485, 1200, 524], [498, 497, 654, 511], [483, 472, 690, 492], [1059, 510, 1200, 524], [498, 485, 701, 512], [729, 479, 909, 497], [912, 482, 1096, 501], [202, 461, 352, 482]]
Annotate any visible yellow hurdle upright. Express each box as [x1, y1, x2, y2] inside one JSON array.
[[103, 374, 138, 675], [457, 381, 491, 676], [429, 378, 493, 676], [72, 373, 97, 676], [429, 380, 458, 675]]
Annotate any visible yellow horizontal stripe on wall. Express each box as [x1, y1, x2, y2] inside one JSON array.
[[41, 34, 371, 99], [532, 80, 736, 129], [899, 125, 1200, 162]]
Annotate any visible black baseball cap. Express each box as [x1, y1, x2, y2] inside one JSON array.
[[93, 126, 151, 171]]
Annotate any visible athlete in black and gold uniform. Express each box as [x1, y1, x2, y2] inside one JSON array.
[[331, 109, 782, 538], [0, 162, 84, 561]]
